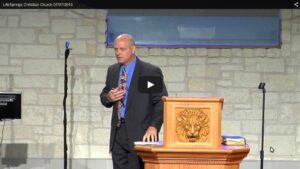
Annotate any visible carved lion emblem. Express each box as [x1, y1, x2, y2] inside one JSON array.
[[176, 108, 209, 142]]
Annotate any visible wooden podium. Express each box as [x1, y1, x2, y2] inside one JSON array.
[[135, 97, 250, 169]]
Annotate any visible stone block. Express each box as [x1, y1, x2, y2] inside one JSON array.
[[22, 106, 54, 125], [161, 66, 185, 82], [0, 28, 35, 43], [281, 30, 291, 42], [161, 48, 174, 56], [266, 125, 295, 134], [281, 44, 291, 57], [0, 16, 7, 26], [149, 48, 160, 56], [90, 145, 111, 158], [93, 128, 110, 145], [232, 48, 242, 57], [39, 34, 56, 44], [188, 78, 215, 92], [0, 66, 22, 75], [208, 49, 220, 57], [245, 58, 284, 72], [14, 76, 55, 88], [221, 64, 243, 71], [168, 57, 185, 65], [186, 48, 195, 56], [292, 35, 300, 51], [242, 49, 253, 57], [96, 44, 106, 57], [207, 58, 230, 64], [21, 12, 49, 27], [52, 19, 75, 33], [221, 49, 232, 57], [0, 54, 8, 65], [280, 93, 300, 102], [167, 83, 185, 92], [11, 45, 57, 58], [280, 103, 300, 123], [222, 120, 241, 135], [267, 48, 280, 57], [22, 89, 38, 105], [175, 48, 186, 56], [217, 80, 232, 86], [187, 65, 219, 78], [136, 48, 148, 56], [254, 48, 267, 57], [97, 21, 106, 33], [0, 44, 8, 54], [188, 57, 206, 65], [75, 57, 115, 66], [286, 58, 300, 66], [88, 67, 107, 82], [77, 26, 96, 39], [24, 59, 64, 74], [217, 88, 250, 103], [142, 56, 167, 66], [242, 121, 261, 134], [266, 74, 296, 91], [75, 124, 90, 144], [8, 16, 19, 27], [234, 72, 260, 87]]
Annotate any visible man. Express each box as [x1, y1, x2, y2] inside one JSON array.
[[100, 34, 168, 169]]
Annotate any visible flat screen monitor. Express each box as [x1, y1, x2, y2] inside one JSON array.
[[0, 92, 21, 120]]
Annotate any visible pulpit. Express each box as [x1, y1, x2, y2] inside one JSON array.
[[135, 97, 250, 169]]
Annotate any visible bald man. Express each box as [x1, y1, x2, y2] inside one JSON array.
[[100, 34, 168, 169]]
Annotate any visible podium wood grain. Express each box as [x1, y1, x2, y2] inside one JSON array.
[[135, 145, 250, 169]]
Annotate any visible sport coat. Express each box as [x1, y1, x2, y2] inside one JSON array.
[[100, 57, 168, 151]]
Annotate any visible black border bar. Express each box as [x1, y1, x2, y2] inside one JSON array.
[[0, 0, 299, 9]]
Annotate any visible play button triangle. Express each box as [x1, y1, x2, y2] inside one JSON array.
[[147, 81, 154, 88]]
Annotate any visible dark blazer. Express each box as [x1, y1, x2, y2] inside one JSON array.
[[100, 57, 168, 151]]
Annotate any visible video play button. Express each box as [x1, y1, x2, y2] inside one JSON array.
[[138, 76, 163, 93], [147, 81, 154, 88]]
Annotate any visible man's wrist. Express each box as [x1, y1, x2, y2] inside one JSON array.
[[106, 94, 112, 103]]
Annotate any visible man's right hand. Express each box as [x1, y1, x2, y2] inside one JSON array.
[[106, 87, 125, 102]]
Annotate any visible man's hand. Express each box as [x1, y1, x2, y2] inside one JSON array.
[[106, 87, 125, 102], [143, 126, 158, 142]]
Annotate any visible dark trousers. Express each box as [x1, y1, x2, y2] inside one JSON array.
[[112, 122, 144, 169]]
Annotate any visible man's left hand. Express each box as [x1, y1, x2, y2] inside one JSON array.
[[142, 126, 157, 142]]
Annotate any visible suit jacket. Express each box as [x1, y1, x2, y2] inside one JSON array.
[[100, 57, 168, 151]]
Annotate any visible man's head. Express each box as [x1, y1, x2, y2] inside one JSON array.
[[114, 34, 136, 65]]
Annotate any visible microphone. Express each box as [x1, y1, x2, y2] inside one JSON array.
[[65, 40, 71, 50], [65, 41, 71, 59], [258, 82, 265, 90]]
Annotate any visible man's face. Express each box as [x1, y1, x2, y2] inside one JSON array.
[[114, 37, 136, 65]]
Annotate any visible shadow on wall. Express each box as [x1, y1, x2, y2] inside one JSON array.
[[69, 66, 76, 169], [0, 143, 28, 167]]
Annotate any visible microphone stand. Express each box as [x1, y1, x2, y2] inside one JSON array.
[[63, 41, 71, 169], [258, 82, 266, 169]]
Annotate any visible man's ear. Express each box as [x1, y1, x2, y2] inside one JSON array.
[[131, 45, 136, 54]]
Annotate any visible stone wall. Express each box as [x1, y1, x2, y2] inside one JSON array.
[[0, 9, 299, 162]]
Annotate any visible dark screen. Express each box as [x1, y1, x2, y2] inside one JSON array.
[[0, 92, 21, 120]]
